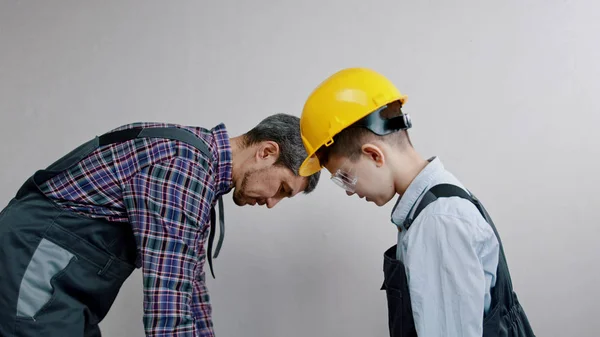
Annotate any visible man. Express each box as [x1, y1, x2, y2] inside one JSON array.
[[297, 68, 535, 336], [0, 114, 320, 336]]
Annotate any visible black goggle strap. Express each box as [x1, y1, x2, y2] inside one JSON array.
[[352, 105, 412, 136]]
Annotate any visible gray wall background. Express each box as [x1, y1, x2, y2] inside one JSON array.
[[1, 1, 598, 336]]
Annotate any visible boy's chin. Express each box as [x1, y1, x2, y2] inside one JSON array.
[[373, 194, 395, 207]]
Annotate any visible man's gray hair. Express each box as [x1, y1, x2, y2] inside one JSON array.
[[244, 113, 320, 193]]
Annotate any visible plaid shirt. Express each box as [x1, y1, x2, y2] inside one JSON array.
[[38, 122, 233, 337]]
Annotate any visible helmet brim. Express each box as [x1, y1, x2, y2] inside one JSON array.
[[299, 154, 322, 177]]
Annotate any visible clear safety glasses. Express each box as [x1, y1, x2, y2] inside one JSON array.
[[330, 161, 358, 193]]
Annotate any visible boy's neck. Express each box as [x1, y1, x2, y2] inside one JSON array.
[[393, 150, 429, 195]]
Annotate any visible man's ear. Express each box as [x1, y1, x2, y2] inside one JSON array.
[[255, 141, 280, 164], [361, 143, 385, 167]]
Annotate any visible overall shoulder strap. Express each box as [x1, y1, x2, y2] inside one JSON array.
[[410, 183, 516, 297], [99, 126, 225, 279], [411, 184, 472, 221], [98, 127, 211, 167]]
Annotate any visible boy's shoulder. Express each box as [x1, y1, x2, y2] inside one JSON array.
[[416, 193, 496, 244], [414, 164, 495, 238], [420, 194, 482, 222]]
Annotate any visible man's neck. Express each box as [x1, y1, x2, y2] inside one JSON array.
[[229, 135, 246, 187]]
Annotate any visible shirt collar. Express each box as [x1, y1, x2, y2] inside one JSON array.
[[209, 123, 233, 196], [390, 156, 445, 229]]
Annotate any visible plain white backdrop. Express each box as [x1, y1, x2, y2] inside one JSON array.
[[1, 1, 599, 336]]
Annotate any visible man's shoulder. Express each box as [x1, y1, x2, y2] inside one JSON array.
[[104, 122, 220, 171], [106, 122, 223, 148], [108, 122, 203, 133]]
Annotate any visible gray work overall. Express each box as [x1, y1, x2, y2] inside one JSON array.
[[381, 184, 536, 337], [0, 127, 222, 336]]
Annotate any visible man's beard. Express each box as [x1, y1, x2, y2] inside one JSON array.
[[232, 171, 249, 206]]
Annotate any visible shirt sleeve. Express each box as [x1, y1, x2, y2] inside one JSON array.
[[123, 157, 215, 337], [404, 210, 493, 337]]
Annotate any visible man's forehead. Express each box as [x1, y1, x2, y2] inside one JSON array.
[[281, 168, 308, 196], [271, 166, 309, 196], [286, 173, 309, 196]]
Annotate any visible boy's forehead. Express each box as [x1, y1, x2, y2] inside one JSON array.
[[323, 153, 347, 172]]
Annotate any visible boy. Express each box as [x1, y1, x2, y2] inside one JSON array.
[[297, 68, 535, 337]]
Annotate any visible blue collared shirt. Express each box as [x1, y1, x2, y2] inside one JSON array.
[[391, 157, 499, 337]]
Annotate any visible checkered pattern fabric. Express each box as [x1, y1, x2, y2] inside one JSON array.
[[39, 122, 233, 337]]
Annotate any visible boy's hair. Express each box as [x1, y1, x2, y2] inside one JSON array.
[[243, 113, 321, 194], [316, 100, 413, 165]]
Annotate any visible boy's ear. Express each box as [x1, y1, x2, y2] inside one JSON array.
[[361, 143, 385, 167]]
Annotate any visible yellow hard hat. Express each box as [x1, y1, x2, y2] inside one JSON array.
[[299, 67, 408, 176]]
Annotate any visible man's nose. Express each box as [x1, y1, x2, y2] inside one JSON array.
[[266, 198, 281, 208], [346, 190, 354, 196]]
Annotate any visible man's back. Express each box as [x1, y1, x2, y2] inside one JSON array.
[[38, 122, 227, 222]]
